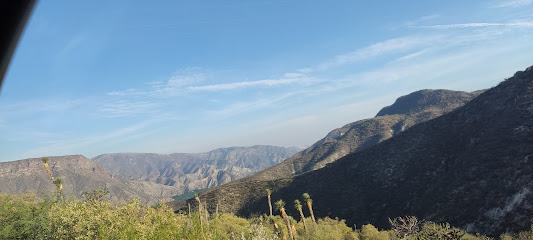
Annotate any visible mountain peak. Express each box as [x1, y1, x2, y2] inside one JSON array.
[[376, 89, 481, 117]]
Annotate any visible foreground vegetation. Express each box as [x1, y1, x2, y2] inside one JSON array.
[[1, 158, 532, 239], [1, 191, 533, 240]]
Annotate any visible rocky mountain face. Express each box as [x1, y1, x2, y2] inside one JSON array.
[[248, 89, 480, 182], [93, 145, 300, 194], [178, 66, 533, 236], [0, 155, 173, 204]]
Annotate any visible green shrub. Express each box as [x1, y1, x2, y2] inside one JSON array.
[[47, 198, 186, 239], [360, 224, 390, 240], [0, 192, 51, 239], [314, 217, 358, 240]]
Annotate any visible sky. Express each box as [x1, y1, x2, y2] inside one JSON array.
[[1, 0, 533, 162]]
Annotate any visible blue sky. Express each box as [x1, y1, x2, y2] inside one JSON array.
[[1, 0, 533, 162]]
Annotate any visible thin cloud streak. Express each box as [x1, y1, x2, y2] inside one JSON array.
[[188, 77, 305, 91], [492, 0, 533, 7], [206, 92, 300, 117], [419, 21, 533, 29], [106, 70, 206, 97], [107, 88, 147, 96], [315, 36, 440, 71], [98, 100, 159, 118]]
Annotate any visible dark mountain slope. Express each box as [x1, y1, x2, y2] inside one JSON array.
[[0, 155, 176, 204], [239, 89, 480, 182], [94, 145, 300, 194], [182, 66, 533, 236]]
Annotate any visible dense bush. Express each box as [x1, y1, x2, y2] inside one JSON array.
[[360, 224, 391, 240], [0, 192, 51, 239]]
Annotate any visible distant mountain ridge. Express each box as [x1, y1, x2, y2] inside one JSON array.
[[180, 65, 533, 236], [0, 146, 300, 204], [93, 145, 300, 194], [0, 155, 171, 204], [249, 89, 481, 181]]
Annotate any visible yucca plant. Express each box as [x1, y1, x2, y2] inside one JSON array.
[[302, 193, 317, 229], [266, 188, 273, 217], [294, 199, 307, 231], [275, 199, 295, 240], [41, 157, 54, 182], [41, 157, 64, 201], [53, 178, 64, 201]]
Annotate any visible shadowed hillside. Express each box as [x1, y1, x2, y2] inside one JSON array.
[[178, 65, 533, 237]]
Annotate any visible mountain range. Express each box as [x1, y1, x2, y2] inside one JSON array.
[[93, 145, 301, 194], [0, 146, 300, 204], [174, 66, 533, 236], [0, 155, 171, 204]]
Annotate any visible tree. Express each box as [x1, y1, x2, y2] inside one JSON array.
[[302, 193, 317, 229], [266, 189, 273, 217], [294, 199, 308, 231], [275, 199, 295, 240]]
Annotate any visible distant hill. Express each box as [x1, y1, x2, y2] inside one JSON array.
[[93, 145, 301, 194], [177, 65, 533, 236], [245, 89, 480, 182], [0, 155, 175, 204]]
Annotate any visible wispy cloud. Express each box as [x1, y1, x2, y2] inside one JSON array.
[[492, 0, 533, 7], [391, 49, 430, 63], [98, 100, 159, 118], [404, 14, 441, 27], [107, 88, 146, 96], [106, 69, 206, 97], [152, 71, 206, 96], [418, 21, 533, 29], [315, 36, 439, 71], [188, 77, 306, 91], [107, 68, 311, 96], [206, 92, 300, 117]]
